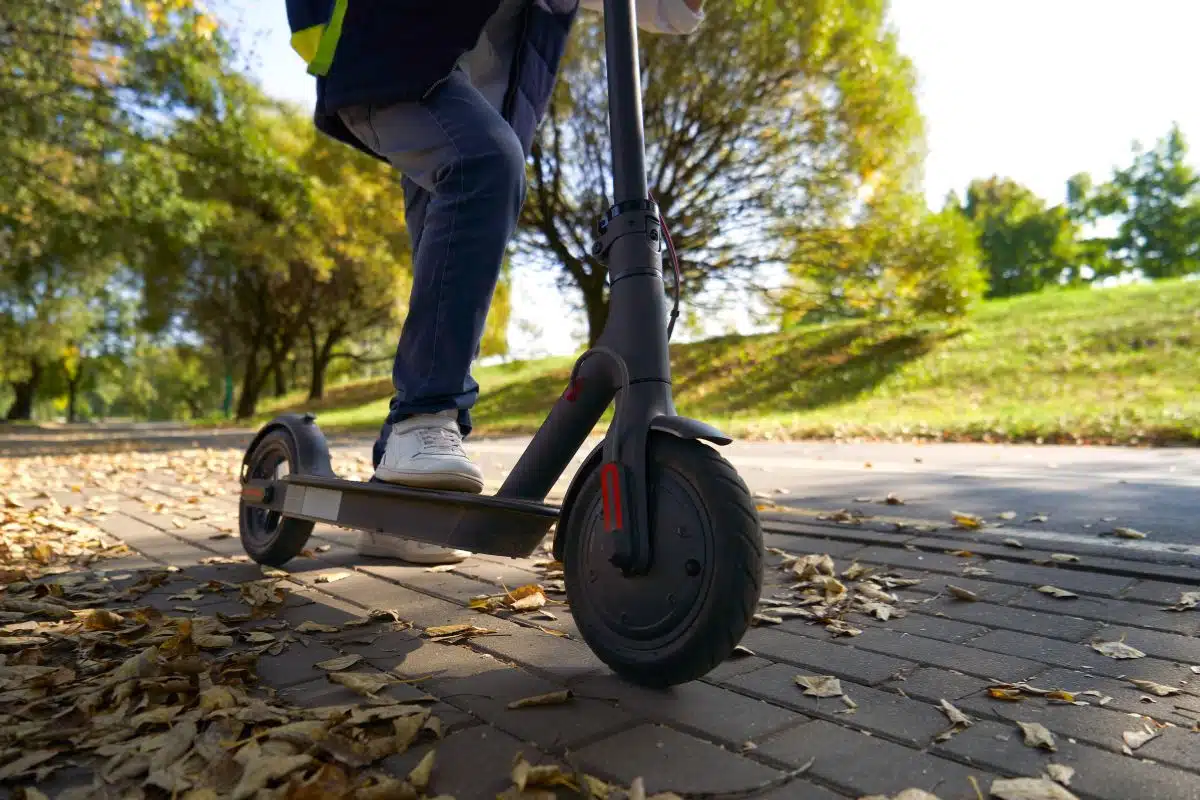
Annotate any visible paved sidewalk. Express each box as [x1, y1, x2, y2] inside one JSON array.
[[3, 443, 1200, 799]]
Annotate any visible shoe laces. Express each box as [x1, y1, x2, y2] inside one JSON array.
[[416, 425, 464, 456]]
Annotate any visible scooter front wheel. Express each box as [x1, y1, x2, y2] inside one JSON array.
[[563, 434, 764, 687]]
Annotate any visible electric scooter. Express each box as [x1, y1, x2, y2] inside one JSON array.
[[237, 0, 765, 688]]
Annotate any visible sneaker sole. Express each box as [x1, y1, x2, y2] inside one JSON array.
[[371, 467, 484, 494], [356, 541, 469, 563]]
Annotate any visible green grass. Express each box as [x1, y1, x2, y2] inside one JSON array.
[[245, 279, 1200, 444]]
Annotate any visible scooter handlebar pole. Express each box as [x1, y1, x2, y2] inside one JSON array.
[[603, 0, 648, 205]]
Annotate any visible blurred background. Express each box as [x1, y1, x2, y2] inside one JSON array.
[[2, 0, 1197, 445]]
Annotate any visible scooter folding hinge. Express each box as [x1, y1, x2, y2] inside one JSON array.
[[591, 199, 660, 264]]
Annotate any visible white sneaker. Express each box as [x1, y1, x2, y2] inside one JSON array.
[[373, 410, 485, 492], [356, 532, 469, 564], [363, 410, 482, 564]]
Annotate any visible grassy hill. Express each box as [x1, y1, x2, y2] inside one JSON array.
[[253, 279, 1200, 444]]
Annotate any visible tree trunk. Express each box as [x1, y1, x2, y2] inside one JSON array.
[[235, 351, 262, 420], [5, 361, 42, 421], [308, 333, 340, 401], [66, 372, 82, 424], [581, 279, 609, 347], [273, 362, 288, 397]]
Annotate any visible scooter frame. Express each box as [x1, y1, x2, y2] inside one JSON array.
[[240, 0, 734, 577]]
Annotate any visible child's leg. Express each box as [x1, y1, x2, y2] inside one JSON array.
[[340, 69, 525, 463]]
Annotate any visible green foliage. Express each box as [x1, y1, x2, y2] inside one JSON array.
[[1104, 125, 1200, 278], [783, 192, 985, 323], [959, 177, 1082, 298], [525, 0, 924, 343], [260, 279, 1200, 445]]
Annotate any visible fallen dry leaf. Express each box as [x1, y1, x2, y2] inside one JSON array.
[[1111, 527, 1147, 539], [938, 698, 973, 727], [1044, 764, 1074, 786], [408, 750, 435, 792], [946, 585, 979, 602], [507, 690, 573, 709], [316, 654, 364, 671], [998, 511, 1017, 520], [1003, 538, 1024, 548], [1049, 553, 1080, 563], [1168, 591, 1200, 612], [1129, 679, 1180, 696], [296, 621, 340, 633], [327, 671, 395, 696], [1018, 721, 1057, 751], [1037, 585, 1078, 599], [991, 777, 1080, 800], [795, 675, 843, 698], [313, 571, 351, 584], [951, 511, 985, 530], [1122, 726, 1159, 750], [1092, 640, 1146, 659]]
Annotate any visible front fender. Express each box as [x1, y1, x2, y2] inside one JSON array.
[[241, 413, 336, 481], [551, 415, 731, 561]]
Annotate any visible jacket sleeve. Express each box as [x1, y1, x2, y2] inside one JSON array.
[[577, 0, 703, 35]]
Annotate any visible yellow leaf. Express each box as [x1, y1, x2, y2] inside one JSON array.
[[507, 690, 572, 709]]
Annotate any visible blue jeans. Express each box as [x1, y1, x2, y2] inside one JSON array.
[[337, 71, 527, 468]]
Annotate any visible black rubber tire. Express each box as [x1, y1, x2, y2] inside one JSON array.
[[563, 433, 763, 687], [239, 429, 315, 567]]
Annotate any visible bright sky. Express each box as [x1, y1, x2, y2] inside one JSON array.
[[232, 1, 1200, 356]]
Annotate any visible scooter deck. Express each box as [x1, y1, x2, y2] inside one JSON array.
[[242, 474, 560, 558]]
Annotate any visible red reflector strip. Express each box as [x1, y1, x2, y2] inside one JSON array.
[[600, 463, 623, 532]]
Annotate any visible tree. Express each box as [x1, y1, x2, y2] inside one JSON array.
[[522, 0, 924, 345], [782, 192, 985, 324], [1105, 125, 1200, 278], [0, 0, 227, 418], [958, 177, 1081, 298]]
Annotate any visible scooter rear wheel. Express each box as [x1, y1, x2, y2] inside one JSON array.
[[563, 433, 763, 687], [239, 429, 315, 567]]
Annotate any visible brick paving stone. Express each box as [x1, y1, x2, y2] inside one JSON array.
[[1136, 726, 1200, 772], [255, 639, 346, 687], [331, 624, 423, 661], [449, 558, 545, 589], [756, 719, 988, 800], [574, 723, 780, 795], [428, 665, 631, 750], [725, 663, 949, 746], [762, 531, 865, 558], [381, 725, 556, 800], [841, 627, 1045, 682], [891, 573, 1028, 604], [767, 520, 913, 547], [956, 693, 1175, 763], [1029, 666, 1200, 727], [1124, 579, 1199, 605], [1011, 589, 1200, 636], [388, 639, 509, 681], [356, 562, 502, 605], [935, 719, 1200, 800], [979, 560, 1136, 597], [858, 609, 989, 643], [572, 673, 801, 747], [705, 654, 775, 682], [850, 546, 970, 575], [96, 512, 214, 566], [743, 778, 847, 800], [741, 627, 912, 685], [471, 625, 609, 682], [968, 629, 1191, 683], [1092, 625, 1200, 664], [275, 672, 435, 708], [176, 561, 271, 584], [913, 596, 1105, 642], [886, 667, 990, 704]]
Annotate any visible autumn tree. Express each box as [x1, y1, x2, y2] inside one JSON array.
[[956, 177, 1081, 298], [522, 0, 925, 345]]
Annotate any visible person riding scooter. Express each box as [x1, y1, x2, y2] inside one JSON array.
[[285, 0, 704, 564]]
